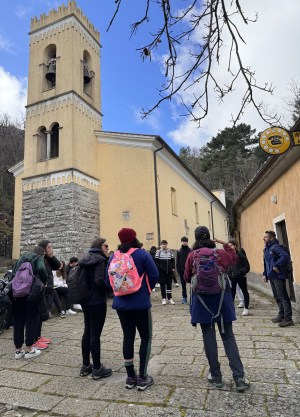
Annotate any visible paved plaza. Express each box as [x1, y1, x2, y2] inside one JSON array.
[[0, 286, 300, 416]]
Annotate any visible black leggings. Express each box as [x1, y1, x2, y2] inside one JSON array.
[[81, 303, 107, 370], [231, 277, 250, 309], [160, 272, 172, 299], [54, 287, 71, 310], [117, 309, 152, 379], [13, 298, 38, 349]]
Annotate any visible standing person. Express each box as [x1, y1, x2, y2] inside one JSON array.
[[150, 246, 160, 291], [263, 231, 293, 327], [106, 228, 159, 391], [176, 237, 191, 304], [66, 257, 82, 311], [53, 262, 76, 316], [9, 246, 48, 359], [184, 226, 250, 392], [78, 238, 112, 380], [229, 239, 245, 308], [226, 239, 250, 316], [155, 240, 176, 305]]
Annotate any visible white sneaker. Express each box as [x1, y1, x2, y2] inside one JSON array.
[[66, 309, 77, 315], [168, 299, 175, 305], [175, 283, 179, 287], [59, 311, 66, 318], [237, 301, 245, 308], [25, 347, 41, 359], [15, 349, 25, 360], [155, 283, 160, 287], [152, 288, 155, 292], [73, 304, 83, 310], [162, 298, 166, 305], [242, 308, 249, 316]]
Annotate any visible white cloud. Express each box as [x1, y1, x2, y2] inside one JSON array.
[[0, 34, 13, 53], [132, 106, 161, 131], [159, 0, 300, 147], [0, 66, 27, 120], [15, 5, 32, 18]]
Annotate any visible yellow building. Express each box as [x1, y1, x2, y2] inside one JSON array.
[[232, 118, 300, 310], [9, 0, 229, 261]]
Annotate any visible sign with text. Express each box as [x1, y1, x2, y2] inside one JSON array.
[[293, 131, 300, 145]]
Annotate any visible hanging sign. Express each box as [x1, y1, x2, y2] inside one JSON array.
[[259, 127, 291, 155], [293, 131, 300, 145]]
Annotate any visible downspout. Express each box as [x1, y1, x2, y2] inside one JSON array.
[[154, 143, 164, 247], [210, 199, 217, 240], [226, 216, 230, 240]]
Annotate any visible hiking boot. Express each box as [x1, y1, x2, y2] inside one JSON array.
[[125, 374, 137, 389], [235, 376, 250, 392], [59, 311, 66, 318], [25, 347, 41, 359], [242, 308, 249, 316], [137, 375, 154, 391], [237, 301, 245, 308], [15, 349, 25, 360], [207, 372, 223, 388], [168, 299, 175, 305], [92, 364, 112, 380], [182, 298, 187, 304], [39, 335, 51, 344], [162, 299, 166, 305], [80, 364, 93, 377], [279, 318, 294, 327], [271, 316, 284, 323], [33, 340, 48, 350]]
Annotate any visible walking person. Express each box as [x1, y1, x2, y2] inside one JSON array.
[[106, 228, 159, 391], [9, 246, 48, 359], [226, 239, 250, 316], [78, 238, 112, 380], [53, 262, 76, 315], [184, 226, 250, 392], [155, 240, 176, 305], [263, 230, 293, 327], [176, 236, 191, 304]]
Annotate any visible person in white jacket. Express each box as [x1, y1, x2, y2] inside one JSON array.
[[53, 262, 76, 316]]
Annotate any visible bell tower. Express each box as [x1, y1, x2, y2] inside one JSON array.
[[11, 1, 102, 260]]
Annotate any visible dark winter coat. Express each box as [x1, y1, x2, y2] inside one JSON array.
[[155, 249, 175, 274], [27, 276, 45, 304], [263, 239, 290, 280], [35, 288, 49, 322], [176, 245, 191, 273], [226, 250, 250, 282], [44, 255, 61, 295], [78, 248, 108, 305], [106, 248, 159, 310]]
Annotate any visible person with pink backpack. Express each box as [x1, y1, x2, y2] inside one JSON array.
[[106, 228, 159, 391], [184, 226, 250, 392]]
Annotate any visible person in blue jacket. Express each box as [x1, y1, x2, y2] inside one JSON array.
[[106, 228, 159, 391], [263, 230, 293, 327]]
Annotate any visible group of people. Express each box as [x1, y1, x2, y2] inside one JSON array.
[[0, 226, 293, 393]]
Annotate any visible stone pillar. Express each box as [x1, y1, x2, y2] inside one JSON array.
[[45, 130, 52, 159]]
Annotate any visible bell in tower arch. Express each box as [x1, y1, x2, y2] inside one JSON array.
[[84, 66, 91, 84], [45, 60, 56, 83]]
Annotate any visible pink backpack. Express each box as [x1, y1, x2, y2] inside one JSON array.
[[108, 248, 151, 296]]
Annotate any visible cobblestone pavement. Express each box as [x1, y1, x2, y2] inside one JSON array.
[[1, 286, 300, 416]]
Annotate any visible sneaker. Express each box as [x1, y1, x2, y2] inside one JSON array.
[[242, 308, 249, 316], [207, 372, 223, 388], [32, 340, 48, 350], [39, 335, 51, 344], [271, 316, 284, 323], [126, 374, 138, 389], [73, 304, 83, 311], [92, 364, 112, 380], [15, 350, 25, 360], [175, 283, 179, 287], [80, 364, 93, 377], [162, 298, 166, 305], [168, 299, 175, 305], [152, 288, 155, 292], [25, 347, 41, 359], [66, 309, 77, 315], [59, 311, 66, 318], [237, 301, 245, 308], [137, 375, 154, 391], [279, 318, 294, 327], [182, 298, 187, 304], [155, 283, 160, 288], [235, 376, 250, 391]]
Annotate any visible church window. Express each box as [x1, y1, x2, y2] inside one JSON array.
[[43, 44, 57, 91], [50, 123, 59, 158], [195, 202, 199, 224], [83, 50, 92, 97], [171, 187, 177, 216], [37, 126, 47, 162]]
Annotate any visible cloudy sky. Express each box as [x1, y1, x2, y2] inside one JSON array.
[[0, 0, 299, 153]]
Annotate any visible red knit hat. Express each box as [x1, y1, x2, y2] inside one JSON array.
[[118, 228, 137, 244]]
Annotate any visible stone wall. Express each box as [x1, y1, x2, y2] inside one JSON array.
[[20, 183, 100, 261]]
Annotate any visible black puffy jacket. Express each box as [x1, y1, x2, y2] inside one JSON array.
[[226, 250, 250, 282], [44, 255, 61, 295], [27, 276, 45, 304], [35, 288, 49, 322]]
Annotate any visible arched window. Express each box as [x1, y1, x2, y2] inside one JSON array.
[[171, 187, 177, 216], [50, 123, 59, 158], [43, 44, 57, 91], [83, 50, 92, 97], [37, 126, 47, 162]]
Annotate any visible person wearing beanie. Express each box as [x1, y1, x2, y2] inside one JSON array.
[[184, 226, 251, 392], [176, 236, 191, 304], [155, 240, 176, 305], [105, 228, 159, 391]]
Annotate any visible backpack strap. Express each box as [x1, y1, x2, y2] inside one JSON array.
[[125, 248, 151, 293], [127, 248, 138, 256]]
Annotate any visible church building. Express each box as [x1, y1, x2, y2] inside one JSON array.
[[9, 1, 229, 261]]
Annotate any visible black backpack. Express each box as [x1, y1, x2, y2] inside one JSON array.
[[68, 265, 93, 304], [270, 244, 293, 275]]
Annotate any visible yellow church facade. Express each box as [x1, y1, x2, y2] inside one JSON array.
[[9, 1, 229, 261]]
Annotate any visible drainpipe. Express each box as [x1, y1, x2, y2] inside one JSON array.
[[154, 143, 164, 247], [226, 215, 230, 240], [210, 199, 217, 240]]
